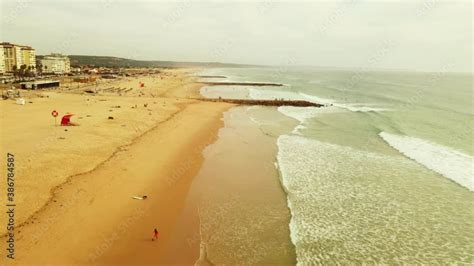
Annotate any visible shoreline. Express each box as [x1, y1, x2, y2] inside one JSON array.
[[0, 68, 236, 265], [159, 106, 299, 265]]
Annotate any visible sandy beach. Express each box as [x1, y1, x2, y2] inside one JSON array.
[[2, 1, 472, 264], [0, 69, 234, 265]]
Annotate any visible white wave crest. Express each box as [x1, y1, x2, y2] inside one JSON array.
[[379, 132, 474, 191]]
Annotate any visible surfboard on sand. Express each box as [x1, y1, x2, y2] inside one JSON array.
[[132, 195, 148, 200]]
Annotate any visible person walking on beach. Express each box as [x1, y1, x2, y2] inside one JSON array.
[[152, 228, 159, 241]]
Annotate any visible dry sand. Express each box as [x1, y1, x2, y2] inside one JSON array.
[[0, 69, 233, 265]]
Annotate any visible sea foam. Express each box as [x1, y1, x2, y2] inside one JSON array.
[[277, 106, 324, 123], [300, 93, 389, 112], [276, 135, 412, 264], [276, 134, 474, 264], [249, 89, 388, 113], [379, 132, 474, 191]]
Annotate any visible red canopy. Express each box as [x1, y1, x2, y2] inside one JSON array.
[[61, 114, 74, 126]]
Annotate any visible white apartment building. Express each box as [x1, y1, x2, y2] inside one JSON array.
[[14, 46, 23, 67], [0, 46, 5, 74], [41, 54, 71, 74], [0, 42, 36, 73], [21, 46, 36, 67]]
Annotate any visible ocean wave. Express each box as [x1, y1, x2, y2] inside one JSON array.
[[291, 124, 306, 135], [337, 104, 389, 112], [278, 106, 321, 123], [276, 135, 408, 264], [379, 132, 474, 191], [300, 93, 389, 112], [249, 89, 388, 114], [277, 134, 474, 264], [298, 93, 333, 105], [277, 106, 343, 124]]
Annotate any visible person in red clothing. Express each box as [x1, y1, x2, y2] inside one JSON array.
[[152, 228, 159, 241]]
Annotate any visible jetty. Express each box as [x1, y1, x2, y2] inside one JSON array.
[[197, 75, 227, 79], [198, 81, 284, 87], [195, 97, 324, 107]]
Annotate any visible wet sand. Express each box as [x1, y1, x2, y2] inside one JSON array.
[[159, 106, 298, 265]]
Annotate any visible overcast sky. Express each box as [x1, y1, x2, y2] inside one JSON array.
[[1, 0, 472, 72]]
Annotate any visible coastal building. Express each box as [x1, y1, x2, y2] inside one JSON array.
[[71, 67, 82, 74], [20, 46, 36, 67], [0, 42, 18, 72], [41, 54, 71, 74], [0, 46, 5, 74], [15, 46, 23, 67], [20, 80, 60, 90], [0, 42, 37, 72]]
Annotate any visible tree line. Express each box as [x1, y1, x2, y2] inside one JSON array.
[[12, 63, 48, 80]]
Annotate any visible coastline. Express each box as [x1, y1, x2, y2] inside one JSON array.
[[159, 106, 299, 265], [0, 69, 234, 265]]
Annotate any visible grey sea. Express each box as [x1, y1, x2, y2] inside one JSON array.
[[190, 67, 474, 264]]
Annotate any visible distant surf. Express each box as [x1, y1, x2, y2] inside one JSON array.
[[379, 132, 474, 191], [249, 89, 388, 113]]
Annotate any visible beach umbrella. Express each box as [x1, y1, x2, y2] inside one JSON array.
[[61, 114, 74, 126]]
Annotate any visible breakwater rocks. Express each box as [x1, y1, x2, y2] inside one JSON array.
[[195, 98, 324, 107], [198, 81, 284, 87]]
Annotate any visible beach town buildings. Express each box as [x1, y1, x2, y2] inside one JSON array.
[[0, 47, 5, 74], [0, 42, 36, 73], [40, 53, 71, 74], [0, 42, 18, 73], [21, 46, 36, 67]]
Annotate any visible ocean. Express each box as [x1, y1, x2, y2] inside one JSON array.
[[197, 67, 473, 264]]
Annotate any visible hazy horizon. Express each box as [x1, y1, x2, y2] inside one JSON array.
[[1, 0, 472, 73]]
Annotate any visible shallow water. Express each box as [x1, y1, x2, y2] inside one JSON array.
[[199, 67, 474, 264], [168, 106, 297, 265]]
